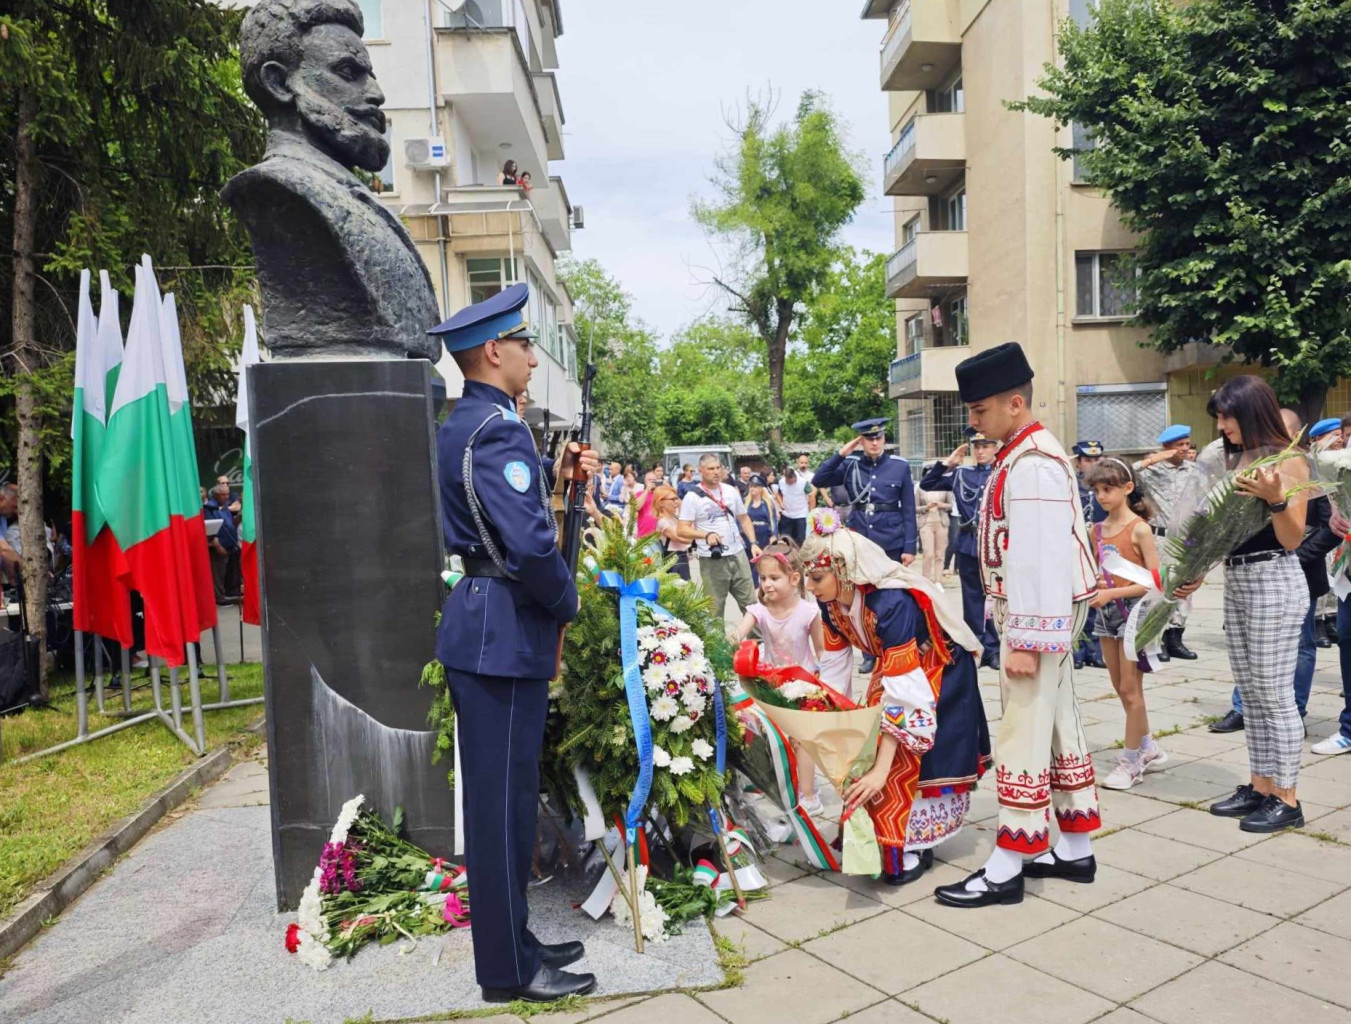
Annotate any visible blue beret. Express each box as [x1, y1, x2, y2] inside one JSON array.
[[1310, 417, 1342, 440], [1072, 440, 1105, 457], [1157, 425, 1192, 445], [852, 418, 889, 437], [427, 282, 538, 353]]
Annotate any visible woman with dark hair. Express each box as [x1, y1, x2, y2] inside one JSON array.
[[1176, 375, 1311, 832], [498, 159, 518, 186]]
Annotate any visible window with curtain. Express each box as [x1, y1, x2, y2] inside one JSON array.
[[1075, 251, 1137, 318], [467, 257, 519, 305]]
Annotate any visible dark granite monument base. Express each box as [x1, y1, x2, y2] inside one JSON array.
[[248, 359, 451, 910]]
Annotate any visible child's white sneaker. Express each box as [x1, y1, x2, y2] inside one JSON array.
[[1312, 733, 1351, 756], [1101, 756, 1144, 790], [1141, 744, 1169, 773], [799, 794, 824, 817]]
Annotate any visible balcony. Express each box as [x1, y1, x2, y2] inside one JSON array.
[[538, 176, 572, 253], [428, 182, 571, 255], [883, 113, 965, 196], [885, 232, 968, 299], [889, 345, 969, 399], [436, 27, 550, 179], [532, 71, 565, 161], [880, 0, 962, 93]]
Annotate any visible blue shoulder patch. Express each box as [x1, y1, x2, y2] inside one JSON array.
[[889, 455, 907, 461], [501, 408, 521, 423], [504, 460, 532, 493]]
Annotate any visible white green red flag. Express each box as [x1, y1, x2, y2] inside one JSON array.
[[70, 269, 133, 646], [236, 304, 261, 626]]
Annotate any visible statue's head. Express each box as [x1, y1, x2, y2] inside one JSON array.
[[240, 0, 389, 172]]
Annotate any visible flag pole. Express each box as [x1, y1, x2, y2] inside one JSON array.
[[73, 631, 89, 739], [93, 636, 106, 714], [186, 644, 206, 755]]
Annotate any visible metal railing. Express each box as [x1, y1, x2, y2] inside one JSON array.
[[887, 239, 918, 283], [880, 0, 912, 73], [884, 118, 918, 180], [890, 352, 922, 387]]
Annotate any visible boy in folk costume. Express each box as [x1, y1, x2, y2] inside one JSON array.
[[800, 510, 992, 886], [934, 343, 1102, 909]]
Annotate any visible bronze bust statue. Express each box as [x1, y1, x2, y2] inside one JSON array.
[[223, 0, 441, 360]]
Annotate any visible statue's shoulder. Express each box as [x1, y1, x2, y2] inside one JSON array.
[[222, 153, 356, 212]]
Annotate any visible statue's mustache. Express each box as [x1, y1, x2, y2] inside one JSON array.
[[344, 106, 386, 135]]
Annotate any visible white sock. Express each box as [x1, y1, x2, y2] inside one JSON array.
[[1055, 832, 1092, 861], [1122, 746, 1142, 766], [1141, 734, 1158, 753], [968, 845, 1024, 890], [902, 851, 920, 871]]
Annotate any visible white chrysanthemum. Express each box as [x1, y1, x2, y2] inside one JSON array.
[[643, 664, 668, 691], [295, 929, 332, 971], [686, 653, 708, 675], [296, 868, 327, 937], [659, 637, 685, 661], [669, 756, 695, 776], [691, 739, 714, 761], [652, 745, 672, 767], [650, 695, 680, 722], [779, 680, 825, 703], [637, 629, 659, 652], [329, 794, 365, 844], [669, 715, 694, 734], [681, 681, 703, 707]]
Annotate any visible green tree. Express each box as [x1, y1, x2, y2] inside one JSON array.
[[559, 256, 665, 464], [2, 0, 264, 690], [1015, 0, 1351, 420], [695, 91, 866, 440], [782, 248, 894, 442], [658, 317, 771, 447]]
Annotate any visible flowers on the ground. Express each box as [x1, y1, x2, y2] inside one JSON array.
[[608, 864, 670, 943]]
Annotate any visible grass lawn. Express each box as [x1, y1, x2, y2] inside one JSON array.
[[0, 662, 265, 918]]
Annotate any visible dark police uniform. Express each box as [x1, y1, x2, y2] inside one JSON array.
[[811, 418, 917, 562], [429, 285, 585, 997], [1071, 440, 1107, 668], [919, 442, 1000, 666]]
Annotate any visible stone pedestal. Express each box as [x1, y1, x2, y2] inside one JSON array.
[[248, 359, 451, 909]]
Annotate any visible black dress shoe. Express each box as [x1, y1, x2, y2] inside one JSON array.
[[860, 655, 877, 673], [980, 652, 1000, 671], [483, 964, 597, 1004], [1156, 645, 1171, 663], [1240, 794, 1304, 833], [1164, 628, 1198, 660], [1022, 851, 1096, 883], [884, 848, 934, 886], [537, 940, 585, 969], [1209, 710, 1245, 734], [1317, 633, 1333, 649], [933, 869, 1024, 908], [1210, 783, 1264, 817]]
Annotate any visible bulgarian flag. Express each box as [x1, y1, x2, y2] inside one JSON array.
[[70, 269, 133, 646], [236, 305, 261, 626], [95, 259, 209, 666]]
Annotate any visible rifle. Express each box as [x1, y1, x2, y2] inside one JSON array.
[[553, 359, 597, 680]]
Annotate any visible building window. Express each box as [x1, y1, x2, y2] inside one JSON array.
[[1071, 121, 1095, 183], [941, 187, 966, 231], [1076, 384, 1167, 451], [933, 73, 964, 113], [355, 0, 383, 39], [948, 294, 969, 345], [1075, 251, 1136, 318], [371, 123, 395, 194], [467, 257, 519, 305], [901, 215, 920, 246], [904, 314, 924, 356]]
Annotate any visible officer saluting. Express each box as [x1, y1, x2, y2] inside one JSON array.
[[811, 418, 918, 565], [430, 283, 600, 1004], [919, 429, 1001, 669], [1070, 440, 1108, 670]]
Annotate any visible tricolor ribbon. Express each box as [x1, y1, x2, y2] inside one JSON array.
[[692, 859, 719, 887], [733, 641, 859, 710]]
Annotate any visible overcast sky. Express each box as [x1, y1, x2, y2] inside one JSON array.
[[552, 1, 893, 341]]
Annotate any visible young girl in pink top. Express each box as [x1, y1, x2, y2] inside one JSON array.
[[731, 540, 827, 814]]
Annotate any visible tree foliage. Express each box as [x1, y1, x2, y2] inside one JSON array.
[[655, 318, 769, 447], [695, 91, 866, 436], [1016, 0, 1351, 417]]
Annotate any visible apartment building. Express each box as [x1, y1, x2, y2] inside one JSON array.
[[861, 0, 1339, 462], [222, 0, 583, 430]]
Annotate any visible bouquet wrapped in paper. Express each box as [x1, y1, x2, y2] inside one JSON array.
[[1313, 443, 1351, 601]]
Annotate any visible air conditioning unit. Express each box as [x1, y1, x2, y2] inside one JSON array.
[[404, 137, 449, 169], [571, 205, 585, 230]]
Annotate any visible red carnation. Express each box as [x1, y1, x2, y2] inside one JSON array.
[[285, 923, 301, 953]]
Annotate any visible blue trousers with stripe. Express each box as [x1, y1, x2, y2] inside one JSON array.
[[449, 670, 549, 988], [956, 552, 999, 661]]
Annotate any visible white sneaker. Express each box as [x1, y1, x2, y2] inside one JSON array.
[[1311, 733, 1351, 756], [1101, 756, 1144, 790], [799, 794, 824, 817], [1141, 744, 1170, 773]]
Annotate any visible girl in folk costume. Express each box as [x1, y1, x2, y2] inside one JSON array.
[[731, 539, 827, 815], [1083, 459, 1169, 790], [800, 509, 992, 886]]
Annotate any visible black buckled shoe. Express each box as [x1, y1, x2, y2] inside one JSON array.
[[1210, 783, 1263, 818], [933, 869, 1024, 908], [1156, 645, 1171, 663], [884, 848, 934, 886], [1239, 794, 1304, 833], [1164, 628, 1198, 660], [537, 940, 585, 969], [483, 964, 597, 1004], [980, 651, 1000, 671], [1022, 851, 1096, 884], [1208, 710, 1245, 734]]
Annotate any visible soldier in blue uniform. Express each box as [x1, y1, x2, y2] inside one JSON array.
[[429, 283, 600, 1004], [1071, 440, 1108, 670], [812, 417, 918, 672], [919, 430, 1001, 670]]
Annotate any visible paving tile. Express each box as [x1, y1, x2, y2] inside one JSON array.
[[1025, 862, 1157, 914], [546, 997, 647, 1024], [1303, 808, 1351, 843], [1235, 831, 1351, 883], [803, 909, 986, 994], [819, 999, 933, 1023], [761, 850, 813, 887], [1132, 806, 1274, 853], [593, 994, 723, 1024], [1090, 829, 1224, 881], [741, 874, 886, 943], [1005, 916, 1203, 1003], [1295, 888, 1351, 941], [901, 892, 1079, 952], [1164, 756, 1249, 789], [1171, 854, 1345, 918], [900, 953, 1114, 1024], [1093, 882, 1277, 956], [1299, 754, 1351, 782], [1090, 1010, 1165, 1024], [1287, 773, 1351, 810], [711, 913, 787, 963], [1220, 922, 1351, 1010], [1130, 960, 1351, 1024], [1094, 789, 1177, 830], [1117, 771, 1232, 807], [696, 948, 883, 1024], [825, 857, 975, 909]]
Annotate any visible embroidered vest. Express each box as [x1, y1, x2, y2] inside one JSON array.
[[977, 421, 1098, 602]]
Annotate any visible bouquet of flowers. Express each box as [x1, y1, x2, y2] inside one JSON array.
[[1314, 444, 1351, 520], [285, 795, 469, 970]]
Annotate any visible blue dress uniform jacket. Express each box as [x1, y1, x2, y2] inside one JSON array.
[[812, 452, 917, 558], [436, 380, 579, 679], [918, 461, 999, 660], [1078, 478, 1108, 525]]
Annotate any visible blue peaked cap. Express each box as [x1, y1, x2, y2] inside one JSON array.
[[1310, 417, 1341, 440], [1157, 424, 1192, 445], [852, 417, 889, 437], [427, 282, 537, 353]]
